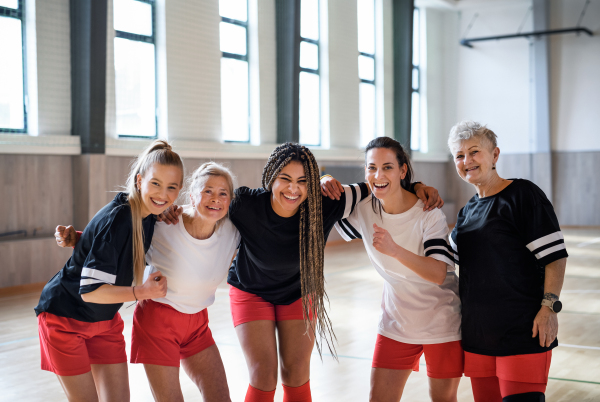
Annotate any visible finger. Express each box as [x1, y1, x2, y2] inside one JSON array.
[[532, 322, 538, 338], [323, 186, 335, 200], [326, 182, 340, 200], [336, 181, 345, 193], [176, 206, 183, 216]]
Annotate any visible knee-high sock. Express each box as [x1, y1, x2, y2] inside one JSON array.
[[471, 377, 503, 402], [502, 392, 545, 402], [283, 380, 312, 402], [244, 384, 276, 402]]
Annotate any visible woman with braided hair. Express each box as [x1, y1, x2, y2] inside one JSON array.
[[160, 142, 443, 402]]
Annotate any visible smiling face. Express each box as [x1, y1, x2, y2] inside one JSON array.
[[190, 175, 231, 224], [137, 163, 183, 217], [452, 137, 500, 185], [270, 160, 308, 217], [365, 147, 407, 202]]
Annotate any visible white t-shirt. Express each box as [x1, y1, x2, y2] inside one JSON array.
[[145, 219, 241, 314], [335, 196, 461, 344]]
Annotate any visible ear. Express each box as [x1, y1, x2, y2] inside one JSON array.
[[400, 163, 408, 180], [364, 164, 368, 180], [492, 147, 500, 165], [136, 173, 142, 191]]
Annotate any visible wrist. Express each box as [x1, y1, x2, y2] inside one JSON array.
[[320, 174, 332, 181]]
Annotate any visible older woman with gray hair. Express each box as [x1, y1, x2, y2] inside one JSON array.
[[447, 121, 567, 402]]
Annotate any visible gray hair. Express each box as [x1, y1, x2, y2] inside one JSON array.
[[448, 120, 498, 155], [185, 162, 236, 227]]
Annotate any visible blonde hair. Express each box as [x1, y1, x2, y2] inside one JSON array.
[[262, 143, 335, 358], [448, 120, 498, 155], [185, 162, 236, 229], [125, 140, 184, 285]]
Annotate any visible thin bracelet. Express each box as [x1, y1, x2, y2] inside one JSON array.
[[320, 174, 332, 180], [132, 286, 138, 302]]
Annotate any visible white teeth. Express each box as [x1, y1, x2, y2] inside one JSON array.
[[208, 206, 220, 210], [283, 194, 299, 200], [373, 183, 388, 188], [152, 199, 166, 205]]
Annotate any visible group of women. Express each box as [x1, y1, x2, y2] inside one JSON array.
[[38, 120, 567, 402]]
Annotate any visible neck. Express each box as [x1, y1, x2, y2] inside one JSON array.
[[379, 186, 417, 215], [474, 172, 506, 198], [183, 208, 218, 240], [270, 197, 299, 218]]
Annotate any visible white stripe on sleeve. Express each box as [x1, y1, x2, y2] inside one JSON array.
[[81, 268, 116, 284], [526, 231, 564, 252], [80, 278, 107, 286], [449, 236, 458, 262], [342, 184, 362, 219], [535, 243, 567, 260]]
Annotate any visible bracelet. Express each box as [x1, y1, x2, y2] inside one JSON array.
[[132, 286, 138, 302], [320, 174, 332, 180]]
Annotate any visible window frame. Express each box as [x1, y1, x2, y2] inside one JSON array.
[[220, 2, 250, 143], [410, 6, 422, 152], [0, 0, 27, 134], [298, 0, 321, 146], [114, 0, 158, 139], [357, 0, 377, 145]]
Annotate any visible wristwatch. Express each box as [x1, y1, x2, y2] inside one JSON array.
[[541, 299, 562, 313]]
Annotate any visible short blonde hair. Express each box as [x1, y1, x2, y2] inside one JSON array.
[[185, 162, 236, 227], [448, 120, 498, 155]]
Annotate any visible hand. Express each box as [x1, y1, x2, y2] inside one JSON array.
[[55, 225, 77, 248], [415, 184, 444, 211], [136, 271, 167, 300], [532, 306, 558, 347], [157, 204, 183, 224], [320, 176, 344, 200], [372, 223, 400, 257]]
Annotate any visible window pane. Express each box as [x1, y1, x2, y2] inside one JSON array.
[[0, 0, 18, 9], [300, 41, 319, 70], [300, 0, 319, 40], [221, 58, 249, 142], [0, 16, 24, 130], [412, 67, 419, 91], [359, 83, 376, 147], [358, 55, 374, 81], [410, 91, 420, 151], [299, 72, 320, 146], [114, 0, 153, 36], [357, 0, 375, 55], [412, 8, 419, 66], [219, 0, 247, 22], [114, 38, 156, 137], [220, 22, 247, 55]]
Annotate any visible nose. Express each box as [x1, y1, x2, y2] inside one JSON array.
[[374, 168, 384, 179]]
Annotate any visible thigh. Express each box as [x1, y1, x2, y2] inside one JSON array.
[[372, 335, 423, 372], [498, 379, 547, 398], [276, 319, 315, 387], [422, 341, 464, 379], [370, 367, 412, 402], [180, 309, 216, 360], [235, 320, 279, 391], [90, 362, 130, 402], [229, 286, 276, 327], [56, 372, 99, 402], [496, 351, 552, 384], [470, 377, 502, 402], [428, 377, 461, 402], [87, 314, 127, 366], [182, 344, 231, 402], [143, 364, 183, 402]]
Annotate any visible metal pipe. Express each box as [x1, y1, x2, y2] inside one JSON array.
[[460, 27, 593, 48]]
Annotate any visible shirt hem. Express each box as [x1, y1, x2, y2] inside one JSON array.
[[378, 330, 462, 345], [462, 344, 557, 357]]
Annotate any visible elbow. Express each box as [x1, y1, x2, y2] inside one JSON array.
[[81, 293, 92, 303], [434, 268, 447, 286]]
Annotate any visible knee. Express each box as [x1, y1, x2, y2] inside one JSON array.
[[280, 356, 311, 386], [502, 392, 545, 402], [248, 360, 278, 390]]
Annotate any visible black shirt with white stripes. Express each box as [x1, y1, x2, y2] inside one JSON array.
[[35, 193, 156, 322], [227, 184, 369, 305], [450, 179, 568, 356]]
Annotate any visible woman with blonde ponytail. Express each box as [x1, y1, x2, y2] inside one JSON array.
[[36, 140, 184, 401]]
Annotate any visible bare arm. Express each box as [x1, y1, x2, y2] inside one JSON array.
[[532, 258, 567, 347], [372, 224, 447, 285], [81, 271, 167, 304]]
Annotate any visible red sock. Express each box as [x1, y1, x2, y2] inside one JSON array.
[[471, 377, 502, 402], [244, 384, 275, 402], [283, 380, 312, 402]]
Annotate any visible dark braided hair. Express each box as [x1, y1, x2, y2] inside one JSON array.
[[365, 136, 414, 217], [262, 143, 336, 358]]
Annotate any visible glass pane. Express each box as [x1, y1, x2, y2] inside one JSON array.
[[113, 0, 153, 36], [219, 0, 247, 22], [412, 8, 419, 66], [301, 0, 319, 40], [299, 72, 320, 146], [220, 22, 247, 55], [358, 55, 374, 81], [0, 16, 24, 130], [359, 83, 376, 147], [0, 0, 18, 9], [114, 38, 156, 137], [300, 41, 319, 70], [221, 58, 249, 142], [412, 67, 419, 91], [357, 0, 375, 55], [410, 91, 420, 151]]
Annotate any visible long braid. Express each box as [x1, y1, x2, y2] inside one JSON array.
[[262, 143, 336, 358]]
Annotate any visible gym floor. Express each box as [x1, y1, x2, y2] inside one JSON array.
[[0, 228, 598, 401]]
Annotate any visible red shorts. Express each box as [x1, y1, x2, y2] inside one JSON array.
[[37, 312, 127, 376], [464, 351, 552, 384], [130, 300, 215, 367], [229, 285, 310, 327], [372, 335, 464, 379]]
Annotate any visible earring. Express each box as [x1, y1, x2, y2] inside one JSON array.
[[492, 164, 496, 170]]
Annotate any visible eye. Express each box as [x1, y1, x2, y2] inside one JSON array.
[[220, 192, 228, 196], [367, 166, 375, 170], [384, 166, 392, 170], [168, 186, 177, 190], [455, 155, 464, 160], [152, 182, 159, 186]]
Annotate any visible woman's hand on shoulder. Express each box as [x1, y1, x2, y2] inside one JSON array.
[[320, 175, 344, 200], [157, 204, 184, 224], [136, 271, 168, 300], [55, 225, 77, 248], [414, 184, 444, 211]]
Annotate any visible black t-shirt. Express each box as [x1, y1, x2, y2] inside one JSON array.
[[227, 183, 369, 304], [35, 193, 156, 322], [450, 179, 568, 356]]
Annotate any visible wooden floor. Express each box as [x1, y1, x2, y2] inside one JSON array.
[[1, 228, 599, 401]]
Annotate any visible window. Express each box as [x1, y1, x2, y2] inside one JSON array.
[[220, 0, 249, 142], [299, 0, 320, 146], [0, 0, 26, 133], [357, 0, 376, 147], [113, 0, 156, 137], [410, 7, 426, 152]]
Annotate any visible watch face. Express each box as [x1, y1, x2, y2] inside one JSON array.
[[553, 300, 562, 313]]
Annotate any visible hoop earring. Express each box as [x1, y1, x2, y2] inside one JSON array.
[[492, 164, 496, 170]]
